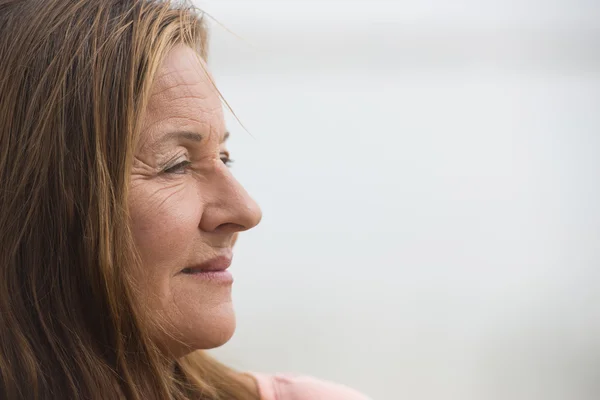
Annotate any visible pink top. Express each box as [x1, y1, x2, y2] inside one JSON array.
[[252, 373, 371, 400]]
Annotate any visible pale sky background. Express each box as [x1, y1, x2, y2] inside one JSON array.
[[194, 1, 600, 399]]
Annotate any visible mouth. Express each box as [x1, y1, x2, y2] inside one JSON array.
[[179, 253, 233, 283], [181, 254, 232, 274]]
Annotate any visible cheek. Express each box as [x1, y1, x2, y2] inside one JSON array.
[[129, 181, 203, 273]]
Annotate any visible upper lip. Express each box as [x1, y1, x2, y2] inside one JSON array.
[[181, 252, 233, 274]]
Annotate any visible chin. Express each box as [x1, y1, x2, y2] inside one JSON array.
[[193, 313, 237, 350], [170, 304, 237, 357]]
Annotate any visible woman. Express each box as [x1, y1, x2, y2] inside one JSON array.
[[0, 0, 369, 399]]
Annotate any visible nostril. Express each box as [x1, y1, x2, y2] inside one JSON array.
[[214, 222, 247, 234]]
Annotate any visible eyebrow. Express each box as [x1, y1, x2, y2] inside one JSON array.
[[157, 130, 229, 145], [158, 130, 203, 145]]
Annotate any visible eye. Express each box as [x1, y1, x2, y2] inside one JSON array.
[[163, 160, 191, 174], [220, 153, 234, 168]]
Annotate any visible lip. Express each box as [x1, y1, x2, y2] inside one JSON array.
[[180, 252, 233, 274]]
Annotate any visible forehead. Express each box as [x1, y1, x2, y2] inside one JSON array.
[[152, 45, 211, 95], [140, 45, 224, 144]]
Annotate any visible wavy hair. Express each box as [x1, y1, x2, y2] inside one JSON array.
[[0, 0, 257, 399]]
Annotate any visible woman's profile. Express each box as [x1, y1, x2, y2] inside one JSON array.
[[0, 0, 369, 399]]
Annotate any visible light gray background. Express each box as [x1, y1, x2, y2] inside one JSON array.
[[197, 1, 600, 399]]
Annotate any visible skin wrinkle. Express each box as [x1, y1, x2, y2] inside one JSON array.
[[129, 45, 261, 356], [150, 80, 203, 98], [137, 113, 220, 152], [140, 79, 217, 151], [149, 67, 211, 104], [151, 65, 207, 89], [149, 184, 185, 213], [146, 115, 216, 135]]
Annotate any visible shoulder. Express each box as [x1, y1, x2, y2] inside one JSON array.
[[251, 373, 371, 400]]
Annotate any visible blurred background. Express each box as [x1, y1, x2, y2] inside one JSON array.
[[197, 1, 600, 399]]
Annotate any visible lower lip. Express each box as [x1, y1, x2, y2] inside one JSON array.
[[182, 270, 233, 284]]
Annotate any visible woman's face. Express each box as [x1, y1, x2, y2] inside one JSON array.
[[129, 45, 262, 356]]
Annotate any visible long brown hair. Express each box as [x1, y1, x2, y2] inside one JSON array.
[[0, 0, 258, 399]]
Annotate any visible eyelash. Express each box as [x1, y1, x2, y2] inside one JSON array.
[[163, 155, 233, 174]]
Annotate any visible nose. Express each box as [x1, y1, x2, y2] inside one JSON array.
[[198, 164, 262, 235]]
